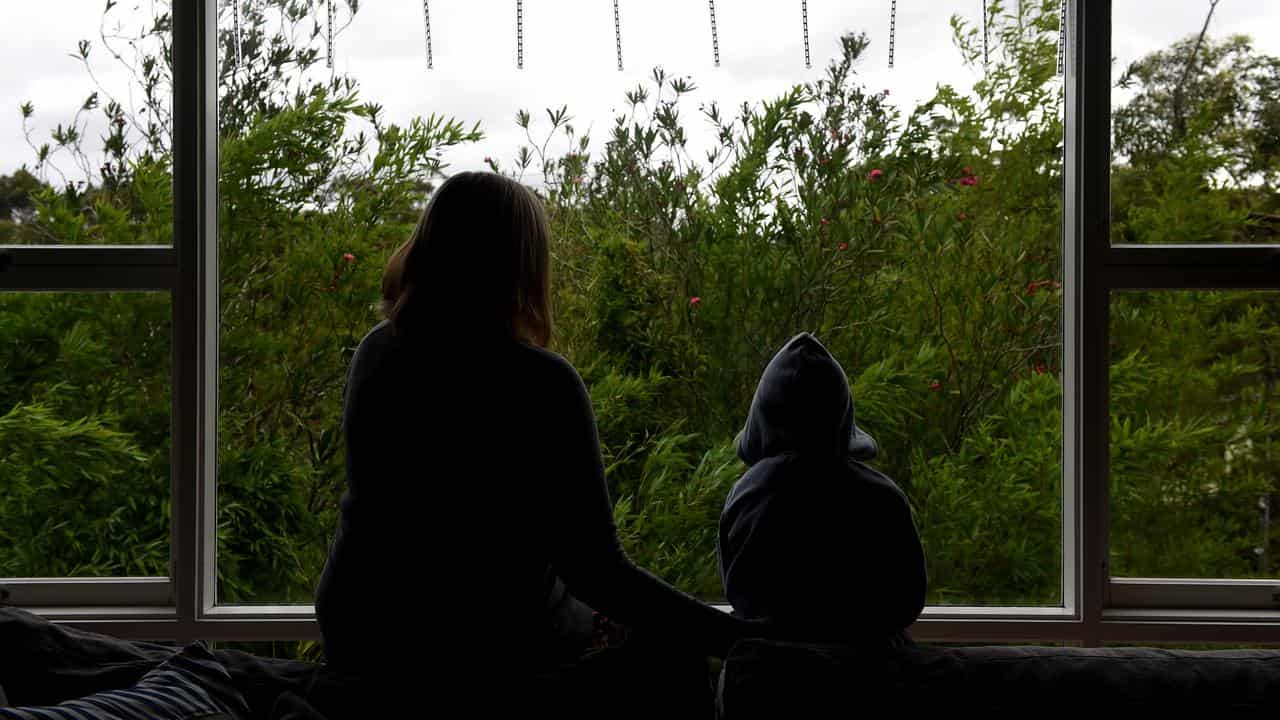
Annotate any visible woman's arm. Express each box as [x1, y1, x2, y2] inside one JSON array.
[[541, 356, 751, 658]]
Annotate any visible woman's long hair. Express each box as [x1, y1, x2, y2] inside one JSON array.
[[381, 171, 552, 346]]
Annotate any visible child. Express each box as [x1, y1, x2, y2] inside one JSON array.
[[718, 332, 927, 646]]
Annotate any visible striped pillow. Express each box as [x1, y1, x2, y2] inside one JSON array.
[[0, 643, 248, 720]]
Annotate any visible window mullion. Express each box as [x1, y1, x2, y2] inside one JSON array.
[[0, 247, 176, 290], [1104, 264, 1280, 291], [0, 578, 171, 607], [171, 0, 218, 628], [1109, 244, 1280, 267], [1066, 0, 1113, 647]]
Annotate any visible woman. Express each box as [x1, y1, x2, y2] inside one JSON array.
[[315, 171, 752, 707]]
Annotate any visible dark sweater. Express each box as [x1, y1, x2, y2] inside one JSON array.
[[719, 332, 927, 643], [315, 321, 746, 673]]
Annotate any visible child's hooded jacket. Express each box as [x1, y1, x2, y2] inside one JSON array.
[[718, 332, 927, 642]]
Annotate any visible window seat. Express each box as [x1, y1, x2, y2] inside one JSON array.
[[718, 637, 1280, 716]]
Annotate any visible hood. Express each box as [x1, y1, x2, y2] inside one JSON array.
[[735, 332, 878, 466]]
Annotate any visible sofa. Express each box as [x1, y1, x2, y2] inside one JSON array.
[[719, 637, 1280, 715], [7, 607, 1280, 717]]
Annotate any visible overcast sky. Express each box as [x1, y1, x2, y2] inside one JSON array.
[[3, 1, 1279, 183]]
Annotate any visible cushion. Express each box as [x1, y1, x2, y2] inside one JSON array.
[[0, 643, 250, 720], [721, 638, 1280, 715]]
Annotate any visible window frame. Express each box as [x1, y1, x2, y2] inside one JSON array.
[[6, 0, 1280, 646]]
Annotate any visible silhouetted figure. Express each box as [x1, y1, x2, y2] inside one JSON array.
[[719, 332, 927, 647], [314, 171, 750, 713]]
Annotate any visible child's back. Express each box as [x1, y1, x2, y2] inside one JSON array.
[[718, 333, 927, 645]]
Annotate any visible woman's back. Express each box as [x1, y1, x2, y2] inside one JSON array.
[[316, 321, 590, 670]]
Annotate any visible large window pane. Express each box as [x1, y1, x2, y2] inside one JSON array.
[[215, 0, 1063, 607], [1, 3, 173, 246], [0, 292, 171, 578], [1111, 290, 1279, 579], [1111, 1, 1280, 245]]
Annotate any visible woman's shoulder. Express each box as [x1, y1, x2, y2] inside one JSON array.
[[510, 342, 586, 387], [352, 320, 395, 357], [347, 321, 396, 378]]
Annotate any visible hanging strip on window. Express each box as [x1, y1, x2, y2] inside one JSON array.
[[801, 0, 811, 69], [516, 0, 525, 69], [1057, 0, 1066, 76], [887, 0, 897, 69], [982, 0, 990, 68], [326, 0, 336, 70], [708, 0, 720, 67], [614, 0, 623, 71], [233, 0, 243, 69], [423, 0, 433, 70]]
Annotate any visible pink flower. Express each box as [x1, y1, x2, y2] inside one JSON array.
[[838, 242, 849, 251], [883, 89, 891, 96], [1034, 363, 1048, 375], [869, 168, 884, 181], [342, 252, 356, 263], [1026, 279, 1056, 295], [689, 296, 702, 307], [929, 380, 942, 392], [959, 175, 979, 187]]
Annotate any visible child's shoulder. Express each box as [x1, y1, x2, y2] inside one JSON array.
[[845, 458, 911, 506]]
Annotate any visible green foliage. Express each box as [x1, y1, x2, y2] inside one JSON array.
[[615, 441, 743, 598], [0, 402, 164, 578], [0, 290, 171, 577], [911, 372, 1062, 605], [1110, 291, 1280, 578]]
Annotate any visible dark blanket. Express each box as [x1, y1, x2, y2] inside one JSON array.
[[0, 608, 714, 719], [0, 608, 329, 717], [720, 637, 1280, 715]]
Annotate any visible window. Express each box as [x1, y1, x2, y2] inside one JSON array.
[[1103, 1, 1280, 624], [211, 0, 1065, 614], [4, 0, 1280, 648], [1, 2, 174, 611]]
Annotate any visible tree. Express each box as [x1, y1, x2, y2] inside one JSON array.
[[1115, 33, 1280, 190], [0, 169, 42, 222]]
